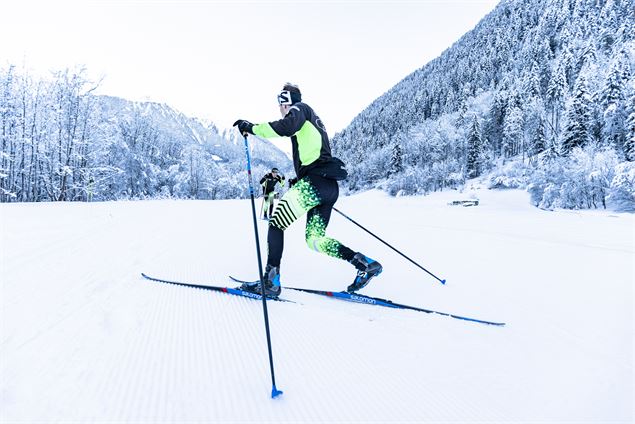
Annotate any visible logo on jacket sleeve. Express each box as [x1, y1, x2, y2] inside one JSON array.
[[315, 118, 327, 132]]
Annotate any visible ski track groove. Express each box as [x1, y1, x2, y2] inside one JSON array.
[[106, 277, 512, 422], [4, 196, 631, 422], [2, 261, 511, 422], [113, 282, 149, 421], [130, 280, 164, 421], [124, 277, 170, 421]]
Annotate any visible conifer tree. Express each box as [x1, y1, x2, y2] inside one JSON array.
[[466, 115, 484, 178], [601, 60, 627, 153], [503, 105, 524, 158], [598, 0, 617, 52], [562, 75, 592, 154], [484, 90, 507, 156], [389, 143, 403, 175], [547, 60, 567, 139], [625, 90, 635, 161], [525, 62, 542, 99], [530, 117, 547, 157]]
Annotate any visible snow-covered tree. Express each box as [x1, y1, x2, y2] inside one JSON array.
[[529, 116, 547, 157], [389, 143, 403, 175], [503, 105, 524, 158], [466, 115, 484, 178], [546, 59, 568, 138], [600, 60, 627, 154], [0, 65, 290, 202], [484, 90, 507, 156], [609, 162, 635, 210], [625, 89, 635, 161], [562, 75, 592, 155], [598, 0, 618, 52], [525, 61, 543, 99]]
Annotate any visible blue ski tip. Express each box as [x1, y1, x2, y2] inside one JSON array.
[[271, 387, 283, 398]]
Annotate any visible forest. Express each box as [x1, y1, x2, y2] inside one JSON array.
[[332, 0, 634, 210]]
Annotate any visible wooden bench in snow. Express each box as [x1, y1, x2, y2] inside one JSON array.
[[448, 200, 479, 207]]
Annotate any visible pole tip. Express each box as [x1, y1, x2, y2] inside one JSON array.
[[441, 279, 446, 285], [271, 386, 283, 398]]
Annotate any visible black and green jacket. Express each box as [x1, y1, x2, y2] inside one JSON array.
[[259, 173, 284, 194], [253, 102, 335, 179]]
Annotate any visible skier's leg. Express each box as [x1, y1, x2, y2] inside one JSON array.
[[260, 196, 266, 219], [267, 175, 381, 292], [303, 178, 356, 261], [263, 193, 272, 219], [267, 177, 321, 266], [269, 193, 275, 217], [302, 176, 383, 292], [252, 178, 322, 296]]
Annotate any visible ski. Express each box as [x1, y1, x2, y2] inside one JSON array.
[[229, 276, 504, 326], [288, 287, 505, 326], [141, 273, 293, 303], [229, 275, 260, 285]]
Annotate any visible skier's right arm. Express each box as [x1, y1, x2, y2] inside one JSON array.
[[252, 106, 305, 139]]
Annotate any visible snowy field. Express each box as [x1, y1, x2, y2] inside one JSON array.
[[1, 188, 632, 423]]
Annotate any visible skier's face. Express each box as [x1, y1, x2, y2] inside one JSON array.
[[279, 104, 290, 117]]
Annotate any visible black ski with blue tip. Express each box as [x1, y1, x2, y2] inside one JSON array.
[[142, 273, 293, 302], [229, 276, 504, 326]]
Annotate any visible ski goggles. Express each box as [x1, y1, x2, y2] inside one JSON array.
[[277, 90, 293, 105]]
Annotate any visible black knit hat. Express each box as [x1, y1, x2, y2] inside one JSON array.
[[278, 82, 301, 104]]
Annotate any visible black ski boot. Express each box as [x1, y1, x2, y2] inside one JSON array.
[[240, 265, 282, 298], [347, 253, 383, 293]]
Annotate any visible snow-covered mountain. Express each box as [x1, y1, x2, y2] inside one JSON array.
[[0, 68, 292, 202], [97, 95, 226, 149], [333, 0, 635, 211], [96, 96, 289, 165]]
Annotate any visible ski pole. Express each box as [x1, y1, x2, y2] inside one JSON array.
[[242, 134, 283, 398], [260, 196, 265, 219], [333, 207, 446, 285]]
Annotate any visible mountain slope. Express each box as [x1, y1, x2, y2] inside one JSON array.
[[92, 95, 292, 199], [333, 0, 635, 210], [96, 95, 289, 166]]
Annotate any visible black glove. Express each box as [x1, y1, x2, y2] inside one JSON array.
[[233, 119, 254, 135], [288, 177, 298, 188]]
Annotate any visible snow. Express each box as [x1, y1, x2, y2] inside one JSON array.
[[1, 188, 632, 422]]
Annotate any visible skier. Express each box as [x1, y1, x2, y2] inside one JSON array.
[[233, 83, 382, 297], [87, 176, 94, 202], [259, 168, 285, 220]]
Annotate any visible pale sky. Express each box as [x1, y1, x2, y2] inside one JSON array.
[[1, 0, 499, 136]]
